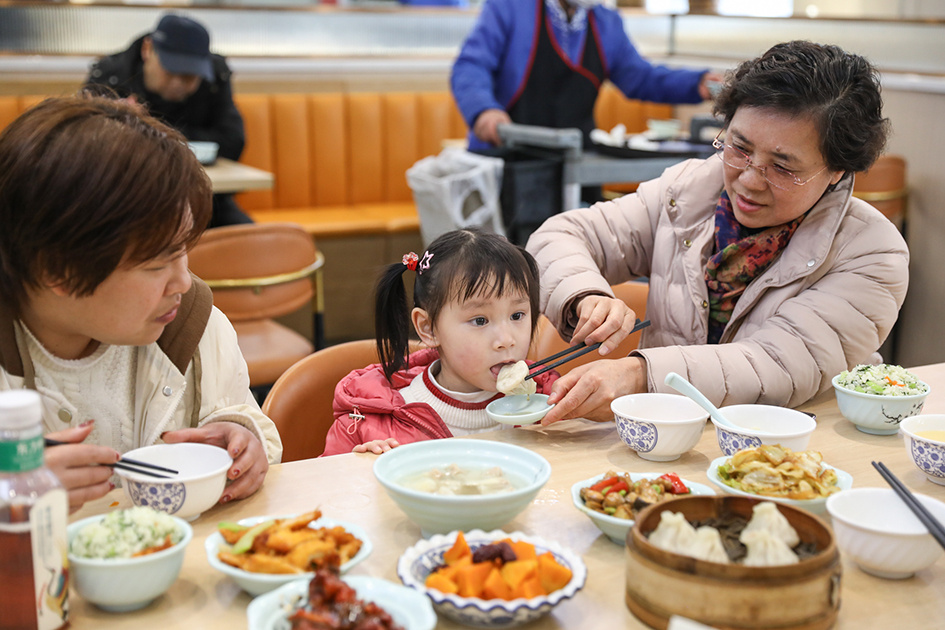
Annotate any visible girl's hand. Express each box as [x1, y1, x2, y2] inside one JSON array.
[[571, 295, 640, 356], [162, 423, 268, 503], [44, 423, 119, 513], [353, 438, 401, 454], [541, 356, 647, 425]]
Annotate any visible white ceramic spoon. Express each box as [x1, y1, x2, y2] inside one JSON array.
[[663, 371, 774, 436]]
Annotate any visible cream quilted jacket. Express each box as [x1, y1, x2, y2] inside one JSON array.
[[527, 156, 909, 407]]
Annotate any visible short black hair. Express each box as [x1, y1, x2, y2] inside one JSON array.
[[713, 40, 889, 174]]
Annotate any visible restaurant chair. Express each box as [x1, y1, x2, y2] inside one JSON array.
[[528, 280, 649, 376], [187, 223, 325, 390], [261, 338, 422, 461], [853, 155, 908, 232]]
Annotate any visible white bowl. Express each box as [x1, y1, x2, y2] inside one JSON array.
[[707, 455, 852, 515], [486, 394, 553, 425], [397, 529, 586, 628], [832, 372, 930, 435], [68, 513, 192, 612], [711, 404, 817, 456], [826, 487, 945, 579], [115, 443, 232, 521], [899, 415, 945, 485], [612, 393, 709, 462], [373, 439, 550, 537], [205, 514, 373, 596], [570, 472, 715, 545], [187, 141, 219, 165], [247, 575, 436, 630]]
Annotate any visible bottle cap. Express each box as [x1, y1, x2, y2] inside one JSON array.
[[0, 389, 43, 430]]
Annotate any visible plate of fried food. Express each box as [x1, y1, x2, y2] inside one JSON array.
[[204, 509, 372, 595], [707, 445, 852, 515]]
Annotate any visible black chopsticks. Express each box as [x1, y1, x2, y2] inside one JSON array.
[[872, 460, 945, 551], [44, 438, 178, 479], [525, 318, 651, 381]]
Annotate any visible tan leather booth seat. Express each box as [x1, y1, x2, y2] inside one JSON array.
[[0, 89, 671, 342]]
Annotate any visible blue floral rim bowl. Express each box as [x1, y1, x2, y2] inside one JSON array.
[[396, 529, 587, 629], [612, 393, 708, 462], [899, 414, 945, 486], [115, 443, 232, 522], [711, 404, 817, 457]]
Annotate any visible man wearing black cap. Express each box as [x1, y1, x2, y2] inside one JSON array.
[[85, 13, 251, 228]]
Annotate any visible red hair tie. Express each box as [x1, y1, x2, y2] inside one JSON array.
[[402, 252, 419, 271]]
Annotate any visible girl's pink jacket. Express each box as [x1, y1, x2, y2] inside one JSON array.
[[323, 348, 558, 456]]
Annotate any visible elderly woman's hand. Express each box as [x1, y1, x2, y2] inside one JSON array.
[[541, 356, 647, 425], [162, 423, 268, 503], [571, 294, 640, 357], [44, 422, 119, 513]]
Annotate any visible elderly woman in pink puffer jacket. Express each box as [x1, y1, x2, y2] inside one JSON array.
[[526, 40, 909, 424]]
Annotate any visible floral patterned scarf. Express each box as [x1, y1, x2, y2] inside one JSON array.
[[704, 191, 804, 343]]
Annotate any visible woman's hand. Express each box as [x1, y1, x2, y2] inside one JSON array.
[[541, 356, 647, 425], [473, 108, 511, 146], [44, 423, 119, 514], [571, 295, 640, 356], [353, 438, 401, 454], [162, 423, 268, 503]]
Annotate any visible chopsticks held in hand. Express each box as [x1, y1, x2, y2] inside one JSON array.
[[44, 438, 178, 479], [525, 318, 651, 381], [872, 460, 945, 551]]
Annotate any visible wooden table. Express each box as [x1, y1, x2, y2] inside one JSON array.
[[68, 363, 945, 629], [203, 158, 274, 194]]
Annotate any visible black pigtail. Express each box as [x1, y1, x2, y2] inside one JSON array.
[[374, 262, 412, 381]]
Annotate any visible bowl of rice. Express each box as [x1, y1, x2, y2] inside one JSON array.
[[832, 364, 930, 435], [68, 506, 192, 612]]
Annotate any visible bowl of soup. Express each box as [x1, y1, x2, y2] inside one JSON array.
[[899, 414, 945, 485], [373, 439, 551, 537]]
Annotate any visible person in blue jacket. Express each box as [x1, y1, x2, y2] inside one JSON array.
[[451, 0, 720, 151]]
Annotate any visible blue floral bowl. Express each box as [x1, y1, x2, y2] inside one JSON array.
[[712, 404, 817, 457], [612, 393, 708, 462], [899, 415, 945, 485], [115, 443, 232, 521], [396, 529, 586, 628]]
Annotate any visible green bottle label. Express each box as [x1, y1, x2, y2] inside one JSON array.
[[0, 435, 44, 472]]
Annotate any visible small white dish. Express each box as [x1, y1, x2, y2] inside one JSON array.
[[571, 472, 715, 545], [487, 394, 553, 425], [205, 515, 373, 596], [247, 575, 436, 630], [706, 456, 852, 515], [826, 487, 945, 579]]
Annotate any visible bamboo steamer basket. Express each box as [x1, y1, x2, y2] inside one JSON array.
[[625, 495, 840, 630]]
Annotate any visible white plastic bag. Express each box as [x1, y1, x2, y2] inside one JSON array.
[[407, 147, 505, 246]]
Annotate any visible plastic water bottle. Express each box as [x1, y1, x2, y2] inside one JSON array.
[[0, 390, 69, 630]]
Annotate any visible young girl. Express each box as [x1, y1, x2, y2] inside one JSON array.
[[323, 229, 558, 456]]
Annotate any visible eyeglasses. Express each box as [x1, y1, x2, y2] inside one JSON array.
[[712, 135, 828, 191]]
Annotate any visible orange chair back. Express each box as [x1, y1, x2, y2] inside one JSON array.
[[261, 339, 382, 461], [853, 155, 908, 229], [263, 339, 425, 461], [188, 223, 317, 321], [529, 281, 648, 375]]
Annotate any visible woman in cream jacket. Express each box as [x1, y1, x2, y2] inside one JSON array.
[[527, 41, 909, 423], [0, 94, 281, 511]]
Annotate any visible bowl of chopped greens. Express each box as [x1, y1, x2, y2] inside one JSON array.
[[832, 364, 930, 435], [68, 507, 192, 612]]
